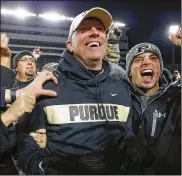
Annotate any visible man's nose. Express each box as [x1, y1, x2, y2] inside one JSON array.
[[142, 57, 151, 65], [89, 27, 99, 37]]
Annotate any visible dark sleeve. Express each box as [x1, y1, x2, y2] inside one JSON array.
[[0, 87, 7, 108], [124, 103, 135, 138], [123, 82, 135, 138], [0, 118, 16, 155], [12, 134, 45, 174], [0, 66, 16, 108], [0, 66, 16, 87], [15, 101, 46, 134]]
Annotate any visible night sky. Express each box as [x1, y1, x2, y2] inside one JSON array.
[[2, 0, 181, 65]]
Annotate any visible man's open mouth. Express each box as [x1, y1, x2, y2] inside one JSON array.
[[86, 41, 100, 48], [141, 69, 154, 81]]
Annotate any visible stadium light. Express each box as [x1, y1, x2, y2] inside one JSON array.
[[168, 25, 180, 65], [1, 7, 36, 19], [1, 7, 127, 26], [169, 25, 180, 34], [114, 22, 126, 27], [38, 12, 73, 22], [1, 8, 14, 15]]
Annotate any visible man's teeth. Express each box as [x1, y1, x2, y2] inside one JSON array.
[[142, 69, 153, 73], [87, 42, 100, 47]]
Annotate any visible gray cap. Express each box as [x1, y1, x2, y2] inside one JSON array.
[[126, 42, 164, 76]]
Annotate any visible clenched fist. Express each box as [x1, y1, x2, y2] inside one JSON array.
[[1, 93, 36, 127], [107, 22, 122, 42], [1, 33, 11, 68], [169, 28, 181, 47]]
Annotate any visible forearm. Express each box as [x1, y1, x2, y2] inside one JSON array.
[[1, 111, 15, 127], [1, 57, 11, 68], [105, 43, 120, 64]]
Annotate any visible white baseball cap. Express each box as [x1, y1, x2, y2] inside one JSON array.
[[68, 7, 113, 40]]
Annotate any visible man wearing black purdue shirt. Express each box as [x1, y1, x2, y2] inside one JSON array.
[[14, 7, 134, 174]]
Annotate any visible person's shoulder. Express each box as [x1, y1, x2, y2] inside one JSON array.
[[172, 78, 181, 88], [109, 62, 127, 80], [164, 79, 181, 100], [0, 66, 16, 87], [42, 69, 66, 90], [169, 79, 181, 95], [0, 66, 16, 77]]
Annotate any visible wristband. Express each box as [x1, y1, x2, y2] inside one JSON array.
[[11, 89, 17, 102]]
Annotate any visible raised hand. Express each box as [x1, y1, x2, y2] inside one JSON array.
[[17, 70, 58, 98], [169, 28, 181, 47], [1, 33, 11, 68]]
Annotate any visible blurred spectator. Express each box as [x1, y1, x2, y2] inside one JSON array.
[[170, 69, 181, 82], [32, 47, 42, 60], [12, 50, 38, 89]]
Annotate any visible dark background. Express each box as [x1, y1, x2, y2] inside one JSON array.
[[1, 0, 181, 65]]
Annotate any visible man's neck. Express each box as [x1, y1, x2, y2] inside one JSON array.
[[74, 54, 103, 70], [139, 85, 159, 95], [145, 86, 159, 95]]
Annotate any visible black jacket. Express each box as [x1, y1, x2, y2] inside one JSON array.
[[13, 50, 133, 174], [130, 69, 181, 175], [109, 64, 181, 174]]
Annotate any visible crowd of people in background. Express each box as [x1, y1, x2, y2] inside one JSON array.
[[0, 7, 181, 175]]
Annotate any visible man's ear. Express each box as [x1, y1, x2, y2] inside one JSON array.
[[66, 40, 73, 52]]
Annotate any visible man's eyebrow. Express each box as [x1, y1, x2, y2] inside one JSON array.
[[135, 56, 143, 59]]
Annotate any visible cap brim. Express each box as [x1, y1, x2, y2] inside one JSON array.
[[79, 7, 112, 31]]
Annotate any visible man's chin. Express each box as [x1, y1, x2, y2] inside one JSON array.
[[141, 82, 156, 90], [88, 58, 101, 62]]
